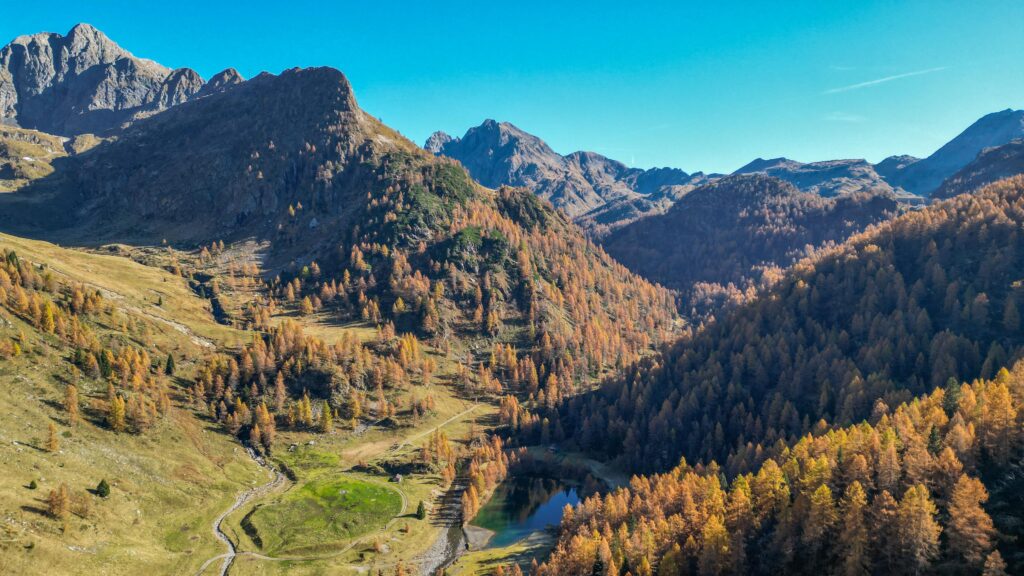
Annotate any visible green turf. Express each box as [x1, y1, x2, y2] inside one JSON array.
[[247, 477, 402, 555]]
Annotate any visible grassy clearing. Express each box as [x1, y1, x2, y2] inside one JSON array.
[[247, 477, 402, 555], [220, 374, 491, 573]]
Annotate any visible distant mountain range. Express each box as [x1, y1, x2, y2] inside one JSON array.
[[425, 120, 714, 231], [427, 109, 1024, 232], [0, 23, 243, 135]]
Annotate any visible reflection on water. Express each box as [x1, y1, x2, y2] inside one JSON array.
[[472, 475, 597, 548]]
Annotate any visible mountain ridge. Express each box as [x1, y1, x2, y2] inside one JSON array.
[[733, 156, 902, 197], [933, 138, 1024, 200], [889, 108, 1024, 195], [425, 119, 704, 228], [601, 174, 902, 308]]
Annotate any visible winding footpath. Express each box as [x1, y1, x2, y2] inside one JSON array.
[[195, 448, 285, 576]]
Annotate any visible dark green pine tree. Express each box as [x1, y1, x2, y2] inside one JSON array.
[[164, 353, 175, 376], [927, 426, 944, 455]]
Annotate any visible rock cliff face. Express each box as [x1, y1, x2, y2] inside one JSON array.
[[424, 130, 454, 154], [0, 23, 244, 135]]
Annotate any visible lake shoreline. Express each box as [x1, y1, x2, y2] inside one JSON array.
[[464, 524, 496, 550]]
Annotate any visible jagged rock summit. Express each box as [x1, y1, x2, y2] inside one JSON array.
[[424, 130, 454, 154], [0, 23, 242, 135]]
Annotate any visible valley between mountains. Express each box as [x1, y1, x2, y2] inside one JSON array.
[[0, 22, 1023, 576]]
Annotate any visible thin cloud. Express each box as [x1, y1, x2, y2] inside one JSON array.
[[823, 67, 946, 94], [825, 111, 866, 123]]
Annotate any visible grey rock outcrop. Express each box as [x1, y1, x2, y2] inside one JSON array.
[[424, 130, 454, 154], [195, 68, 245, 98]]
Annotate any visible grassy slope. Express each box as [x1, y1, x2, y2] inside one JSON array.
[[0, 128, 67, 193], [0, 236, 265, 575], [0, 233, 248, 349]]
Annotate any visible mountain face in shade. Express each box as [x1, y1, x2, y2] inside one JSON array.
[[425, 119, 703, 225], [873, 154, 919, 181], [932, 139, 1024, 200], [887, 108, 1024, 195], [0, 24, 240, 136], [1, 66, 371, 243], [195, 68, 245, 98], [601, 174, 902, 294], [733, 156, 899, 197]]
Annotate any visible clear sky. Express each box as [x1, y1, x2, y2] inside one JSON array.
[[2, 0, 1022, 173]]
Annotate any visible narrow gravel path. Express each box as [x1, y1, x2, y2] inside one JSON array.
[[195, 448, 284, 576]]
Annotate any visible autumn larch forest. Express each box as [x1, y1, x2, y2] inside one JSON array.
[[0, 7, 1023, 576]]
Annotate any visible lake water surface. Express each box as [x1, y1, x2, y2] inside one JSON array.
[[471, 475, 589, 548]]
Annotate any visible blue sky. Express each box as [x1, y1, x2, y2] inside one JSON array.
[[2, 0, 1022, 173]]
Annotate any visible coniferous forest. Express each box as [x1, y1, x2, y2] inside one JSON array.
[[1, 13, 1023, 576]]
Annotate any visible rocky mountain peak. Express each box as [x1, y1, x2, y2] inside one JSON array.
[[424, 130, 453, 154], [196, 68, 245, 98], [0, 24, 203, 135]]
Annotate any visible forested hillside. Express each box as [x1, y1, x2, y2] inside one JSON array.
[[541, 363, 1022, 576], [601, 175, 901, 314], [562, 176, 1024, 474]]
